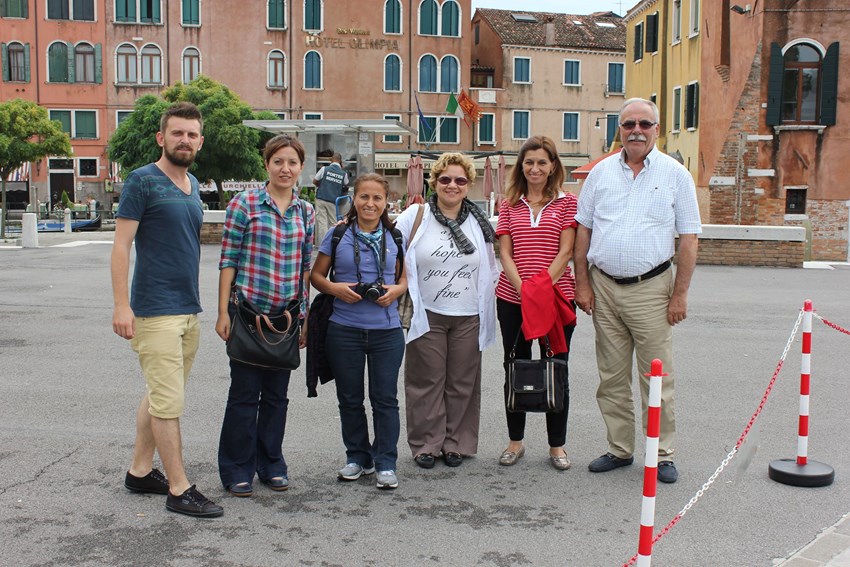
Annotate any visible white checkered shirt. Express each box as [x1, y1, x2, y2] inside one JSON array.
[[575, 147, 702, 278]]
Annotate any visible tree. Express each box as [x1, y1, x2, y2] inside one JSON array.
[[108, 76, 271, 209], [0, 99, 72, 238]]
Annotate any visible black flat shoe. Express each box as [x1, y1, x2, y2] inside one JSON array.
[[261, 476, 289, 491], [588, 452, 634, 473], [226, 482, 253, 497], [414, 454, 436, 469], [444, 452, 463, 467], [166, 485, 224, 517], [125, 468, 169, 495]]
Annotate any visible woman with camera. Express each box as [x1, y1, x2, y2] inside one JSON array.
[[310, 173, 407, 489], [395, 153, 499, 469]]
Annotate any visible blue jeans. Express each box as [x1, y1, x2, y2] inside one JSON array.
[[218, 359, 291, 488], [326, 321, 405, 471]]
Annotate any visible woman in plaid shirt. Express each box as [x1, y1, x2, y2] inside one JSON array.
[[214, 135, 315, 498]]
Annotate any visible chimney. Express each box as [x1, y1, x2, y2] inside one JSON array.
[[544, 16, 556, 46]]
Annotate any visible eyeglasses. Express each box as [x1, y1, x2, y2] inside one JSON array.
[[620, 120, 657, 130], [437, 176, 469, 186]]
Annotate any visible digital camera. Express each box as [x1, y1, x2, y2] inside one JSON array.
[[352, 282, 386, 302]]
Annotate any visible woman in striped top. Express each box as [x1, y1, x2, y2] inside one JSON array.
[[495, 135, 578, 471]]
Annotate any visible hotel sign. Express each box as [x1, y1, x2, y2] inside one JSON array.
[[305, 30, 398, 51]]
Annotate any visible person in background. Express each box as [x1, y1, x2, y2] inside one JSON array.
[[395, 152, 498, 469], [215, 134, 314, 498], [312, 152, 350, 244], [574, 97, 701, 484], [495, 135, 578, 472], [311, 173, 407, 489]]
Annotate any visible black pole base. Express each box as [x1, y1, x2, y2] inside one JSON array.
[[769, 458, 835, 487]]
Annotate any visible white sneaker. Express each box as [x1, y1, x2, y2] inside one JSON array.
[[376, 470, 398, 489], [337, 463, 376, 481]]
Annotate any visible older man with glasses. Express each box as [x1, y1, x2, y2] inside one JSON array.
[[573, 97, 702, 484]]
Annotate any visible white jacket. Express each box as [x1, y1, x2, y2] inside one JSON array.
[[395, 204, 499, 349]]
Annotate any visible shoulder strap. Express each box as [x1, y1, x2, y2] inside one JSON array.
[[407, 204, 425, 251], [328, 222, 347, 282], [390, 227, 404, 281]]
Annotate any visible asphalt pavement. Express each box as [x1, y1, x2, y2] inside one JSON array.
[[1, 232, 850, 566]]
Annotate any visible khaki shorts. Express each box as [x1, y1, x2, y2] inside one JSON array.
[[131, 314, 201, 419]]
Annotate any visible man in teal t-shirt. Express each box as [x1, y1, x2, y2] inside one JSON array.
[[111, 102, 223, 518]]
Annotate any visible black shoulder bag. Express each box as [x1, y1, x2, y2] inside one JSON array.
[[505, 330, 566, 413]]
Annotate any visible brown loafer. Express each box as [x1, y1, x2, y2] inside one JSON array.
[[550, 451, 571, 471], [499, 445, 525, 466]]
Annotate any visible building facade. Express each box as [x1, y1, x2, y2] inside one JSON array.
[[471, 8, 626, 185]]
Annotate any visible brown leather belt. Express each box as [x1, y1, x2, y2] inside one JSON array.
[[600, 260, 672, 285]]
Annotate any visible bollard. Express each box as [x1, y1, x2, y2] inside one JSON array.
[[635, 358, 666, 567], [768, 300, 834, 487], [64, 208, 72, 233], [21, 213, 38, 248]]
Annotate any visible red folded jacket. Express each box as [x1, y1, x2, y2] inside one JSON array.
[[520, 269, 576, 355]]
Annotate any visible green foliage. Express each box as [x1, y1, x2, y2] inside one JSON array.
[[107, 77, 272, 207], [60, 190, 72, 209], [0, 98, 72, 236]]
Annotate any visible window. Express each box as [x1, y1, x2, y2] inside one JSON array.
[[474, 23, 479, 45], [563, 60, 580, 86], [672, 86, 682, 131], [418, 54, 437, 92], [565, 166, 578, 184], [304, 50, 322, 89], [439, 55, 458, 93], [304, 112, 322, 120], [646, 12, 659, 53], [383, 114, 402, 143], [785, 187, 807, 214], [384, 0, 401, 34], [268, 0, 285, 29], [182, 0, 199, 25], [634, 22, 644, 61], [140, 44, 161, 84], [304, 0, 321, 31], [419, 0, 437, 35], [2, 42, 30, 82], [513, 57, 530, 83], [116, 110, 133, 125], [562, 112, 579, 141], [671, 0, 682, 43], [685, 82, 699, 129], [47, 42, 69, 83], [116, 43, 137, 83], [275, 112, 287, 120], [441, 0, 460, 37], [384, 54, 401, 92], [767, 41, 838, 126], [74, 0, 95, 21], [478, 113, 495, 144], [512, 110, 530, 140], [78, 158, 98, 177], [116, 0, 160, 24], [49, 0, 95, 21], [268, 50, 286, 88], [47, 0, 69, 19], [418, 116, 457, 143], [74, 42, 96, 83], [50, 109, 97, 139], [607, 62, 624, 94], [2, 0, 28, 17], [605, 113, 618, 148], [689, 0, 700, 36], [182, 47, 200, 82]]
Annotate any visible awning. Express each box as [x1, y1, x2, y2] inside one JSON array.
[[373, 153, 589, 171], [243, 119, 416, 136], [198, 180, 266, 193], [8, 162, 30, 182], [571, 149, 621, 180]]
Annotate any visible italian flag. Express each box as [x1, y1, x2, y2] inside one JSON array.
[[446, 92, 468, 126]]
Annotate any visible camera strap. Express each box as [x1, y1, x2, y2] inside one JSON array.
[[352, 223, 387, 285]]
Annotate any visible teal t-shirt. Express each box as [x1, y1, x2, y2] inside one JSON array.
[[116, 163, 203, 317]]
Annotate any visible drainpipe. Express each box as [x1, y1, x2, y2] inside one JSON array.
[[407, 0, 413, 151], [288, 0, 293, 114]]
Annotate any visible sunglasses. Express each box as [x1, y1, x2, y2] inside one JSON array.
[[437, 176, 469, 186], [620, 120, 657, 130]]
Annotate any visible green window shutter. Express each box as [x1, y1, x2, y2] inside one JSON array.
[[66, 41, 75, 83], [153, 0, 161, 23], [0, 0, 6, 17], [820, 42, 839, 126], [765, 42, 783, 126], [1, 43, 8, 82], [94, 43, 102, 84], [76, 111, 97, 138], [51, 110, 72, 135], [24, 42, 30, 82], [23, 0, 29, 18]]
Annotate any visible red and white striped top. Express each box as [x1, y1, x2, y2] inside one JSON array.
[[495, 193, 578, 305]]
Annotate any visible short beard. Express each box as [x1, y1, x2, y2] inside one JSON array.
[[164, 147, 196, 168]]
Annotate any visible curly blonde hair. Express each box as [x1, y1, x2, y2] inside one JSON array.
[[427, 152, 476, 191]]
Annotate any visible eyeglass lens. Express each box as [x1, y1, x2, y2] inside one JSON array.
[[438, 176, 468, 186], [620, 120, 656, 130]]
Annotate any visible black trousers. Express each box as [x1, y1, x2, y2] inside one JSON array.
[[497, 298, 574, 447]]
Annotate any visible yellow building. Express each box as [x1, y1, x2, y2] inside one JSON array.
[[624, 0, 702, 195]]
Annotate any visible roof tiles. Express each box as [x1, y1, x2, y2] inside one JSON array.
[[475, 8, 626, 51]]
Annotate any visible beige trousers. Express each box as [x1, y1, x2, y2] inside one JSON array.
[[590, 266, 676, 458]]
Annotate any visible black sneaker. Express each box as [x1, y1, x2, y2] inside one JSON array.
[[166, 485, 224, 518], [125, 468, 169, 495]]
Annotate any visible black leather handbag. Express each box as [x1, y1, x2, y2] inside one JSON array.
[[505, 331, 566, 413], [227, 295, 301, 370]]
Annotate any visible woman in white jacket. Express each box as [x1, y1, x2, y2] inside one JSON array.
[[395, 152, 499, 469]]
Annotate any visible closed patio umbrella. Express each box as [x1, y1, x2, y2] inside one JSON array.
[[495, 154, 506, 214], [482, 156, 494, 216], [406, 155, 425, 207]]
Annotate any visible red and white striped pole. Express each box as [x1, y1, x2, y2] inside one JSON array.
[[636, 358, 665, 567], [769, 300, 834, 487]]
